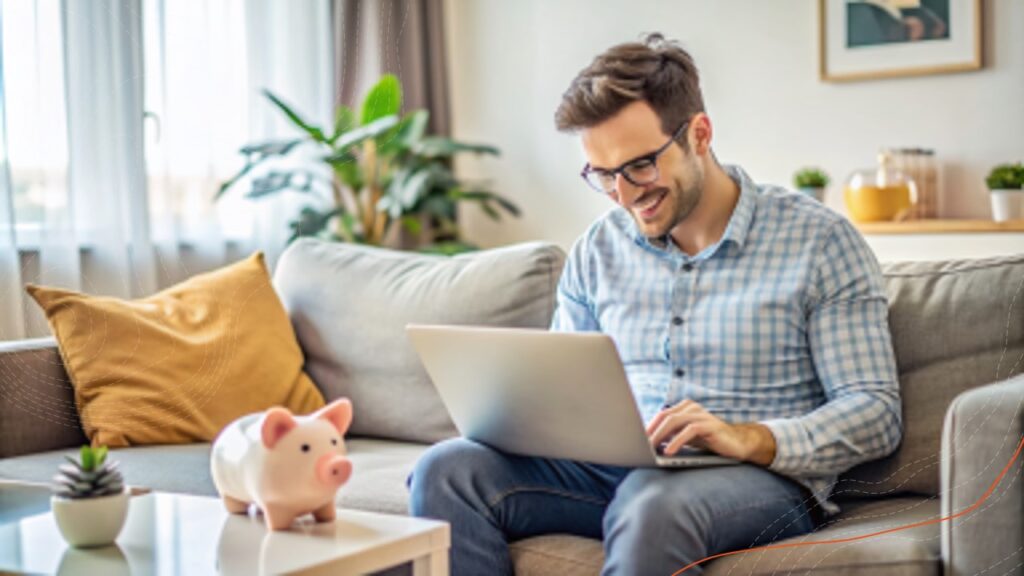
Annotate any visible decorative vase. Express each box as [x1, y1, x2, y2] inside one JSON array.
[[990, 189, 1024, 222], [844, 152, 918, 223], [799, 187, 825, 203], [51, 489, 129, 548]]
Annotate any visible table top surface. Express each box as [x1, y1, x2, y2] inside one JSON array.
[[0, 481, 448, 576]]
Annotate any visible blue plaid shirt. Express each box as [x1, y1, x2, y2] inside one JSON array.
[[551, 165, 902, 515]]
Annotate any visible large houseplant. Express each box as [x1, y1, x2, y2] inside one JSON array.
[[217, 75, 518, 254]]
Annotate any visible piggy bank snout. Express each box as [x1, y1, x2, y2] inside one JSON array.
[[316, 454, 352, 487]]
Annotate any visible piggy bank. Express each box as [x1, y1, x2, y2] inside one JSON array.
[[210, 398, 354, 531]]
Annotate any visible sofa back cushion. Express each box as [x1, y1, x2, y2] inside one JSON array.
[[273, 239, 566, 444], [836, 255, 1024, 498]]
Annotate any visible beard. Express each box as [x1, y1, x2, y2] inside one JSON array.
[[630, 154, 704, 240]]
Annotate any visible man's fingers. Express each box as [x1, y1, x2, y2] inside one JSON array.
[[649, 411, 712, 448], [645, 399, 703, 436], [664, 422, 709, 456]]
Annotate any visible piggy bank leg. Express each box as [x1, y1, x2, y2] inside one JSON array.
[[263, 506, 295, 531], [221, 495, 250, 515], [312, 502, 337, 523]]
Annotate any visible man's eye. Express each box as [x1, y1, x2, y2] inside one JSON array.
[[626, 159, 655, 171]]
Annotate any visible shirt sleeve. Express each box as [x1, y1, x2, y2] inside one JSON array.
[[550, 237, 601, 333], [760, 219, 903, 478]]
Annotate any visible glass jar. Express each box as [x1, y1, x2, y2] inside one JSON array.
[[844, 151, 918, 223]]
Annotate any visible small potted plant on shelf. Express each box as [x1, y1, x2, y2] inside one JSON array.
[[793, 168, 830, 203], [985, 162, 1024, 222], [51, 445, 128, 548]]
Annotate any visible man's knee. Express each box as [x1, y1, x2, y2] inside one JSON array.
[[408, 437, 499, 516], [603, 473, 711, 565]]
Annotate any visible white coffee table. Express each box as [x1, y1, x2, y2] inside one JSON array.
[[0, 482, 449, 575]]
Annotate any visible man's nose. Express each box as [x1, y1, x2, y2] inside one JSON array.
[[615, 173, 649, 204]]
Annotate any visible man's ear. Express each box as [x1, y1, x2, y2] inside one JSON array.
[[689, 113, 713, 157]]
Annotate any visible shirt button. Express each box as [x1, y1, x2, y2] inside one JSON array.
[[682, 263, 694, 272], [674, 368, 685, 378], [672, 316, 684, 326]]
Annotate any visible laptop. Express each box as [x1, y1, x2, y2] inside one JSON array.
[[405, 324, 739, 468]]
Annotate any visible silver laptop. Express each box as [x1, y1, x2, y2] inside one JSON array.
[[405, 324, 739, 468]]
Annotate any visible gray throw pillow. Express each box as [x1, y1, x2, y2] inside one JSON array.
[[835, 255, 1024, 498], [273, 239, 566, 444]]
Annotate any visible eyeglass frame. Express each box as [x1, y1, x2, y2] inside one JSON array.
[[579, 120, 690, 194]]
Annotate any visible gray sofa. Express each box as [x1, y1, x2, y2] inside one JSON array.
[[2, 238, 1023, 576]]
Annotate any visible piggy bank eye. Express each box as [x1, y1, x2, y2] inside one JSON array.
[[331, 438, 338, 446], [301, 444, 310, 453]]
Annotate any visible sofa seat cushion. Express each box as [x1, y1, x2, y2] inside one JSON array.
[[0, 438, 427, 516], [511, 497, 940, 576]]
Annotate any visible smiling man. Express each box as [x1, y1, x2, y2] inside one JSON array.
[[409, 33, 903, 575]]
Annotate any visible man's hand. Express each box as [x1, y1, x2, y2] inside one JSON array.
[[645, 400, 777, 467]]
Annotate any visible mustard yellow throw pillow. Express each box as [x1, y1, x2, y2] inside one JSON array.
[[26, 252, 325, 447]]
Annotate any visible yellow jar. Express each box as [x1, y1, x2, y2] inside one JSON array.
[[844, 153, 918, 223]]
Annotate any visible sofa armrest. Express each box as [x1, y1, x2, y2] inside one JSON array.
[[0, 338, 88, 458], [941, 373, 1024, 576]]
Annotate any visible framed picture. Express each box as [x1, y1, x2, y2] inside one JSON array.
[[819, 0, 982, 82]]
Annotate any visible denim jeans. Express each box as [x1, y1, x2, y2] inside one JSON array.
[[408, 438, 816, 576]]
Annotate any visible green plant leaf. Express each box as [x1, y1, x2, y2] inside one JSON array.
[[326, 152, 363, 190], [95, 445, 108, 467], [417, 240, 478, 255], [360, 75, 402, 126], [330, 105, 357, 144], [454, 189, 521, 217], [411, 137, 500, 159], [247, 171, 314, 199], [378, 110, 430, 156], [263, 89, 328, 144], [400, 215, 422, 235], [331, 115, 400, 153], [288, 206, 344, 243], [216, 139, 304, 201], [80, 445, 94, 472]]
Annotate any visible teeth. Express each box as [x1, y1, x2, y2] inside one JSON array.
[[637, 192, 664, 211]]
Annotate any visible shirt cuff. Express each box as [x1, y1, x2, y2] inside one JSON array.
[[760, 417, 815, 476]]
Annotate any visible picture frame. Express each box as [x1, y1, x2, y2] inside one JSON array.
[[819, 0, 982, 82]]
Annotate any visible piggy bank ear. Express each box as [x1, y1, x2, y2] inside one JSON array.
[[315, 398, 353, 436], [261, 408, 297, 449]]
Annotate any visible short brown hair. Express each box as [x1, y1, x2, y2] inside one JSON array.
[[554, 33, 705, 142]]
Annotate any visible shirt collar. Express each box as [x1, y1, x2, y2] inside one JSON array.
[[630, 164, 758, 256]]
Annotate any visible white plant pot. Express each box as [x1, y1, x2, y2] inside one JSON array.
[[51, 490, 129, 548], [799, 187, 825, 203], [991, 189, 1024, 222]]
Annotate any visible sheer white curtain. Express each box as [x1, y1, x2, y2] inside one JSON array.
[[0, 0, 333, 340]]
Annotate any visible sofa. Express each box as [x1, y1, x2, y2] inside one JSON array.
[[1, 238, 1022, 576]]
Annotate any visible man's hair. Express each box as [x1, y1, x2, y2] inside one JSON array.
[[554, 33, 705, 144]]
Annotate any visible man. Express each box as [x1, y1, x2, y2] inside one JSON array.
[[409, 33, 902, 576]]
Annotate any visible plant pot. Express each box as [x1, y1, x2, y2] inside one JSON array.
[[51, 489, 129, 548], [990, 189, 1024, 222], [798, 187, 825, 203]]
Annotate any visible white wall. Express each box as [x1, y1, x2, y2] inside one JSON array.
[[443, 0, 1024, 251]]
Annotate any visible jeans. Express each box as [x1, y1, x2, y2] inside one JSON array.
[[408, 438, 816, 576]]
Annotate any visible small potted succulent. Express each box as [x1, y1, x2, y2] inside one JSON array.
[[985, 162, 1024, 222], [793, 168, 830, 203], [51, 445, 128, 548]]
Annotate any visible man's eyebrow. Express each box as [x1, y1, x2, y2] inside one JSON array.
[[588, 149, 655, 172]]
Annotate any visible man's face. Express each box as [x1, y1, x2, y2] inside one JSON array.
[[581, 101, 703, 240]]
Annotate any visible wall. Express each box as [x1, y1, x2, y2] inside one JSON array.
[[443, 0, 1024, 251]]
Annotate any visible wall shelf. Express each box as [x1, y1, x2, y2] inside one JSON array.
[[855, 219, 1024, 235]]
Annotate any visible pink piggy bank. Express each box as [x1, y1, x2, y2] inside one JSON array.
[[210, 398, 354, 531]]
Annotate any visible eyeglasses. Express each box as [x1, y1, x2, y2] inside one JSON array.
[[580, 121, 689, 195]]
